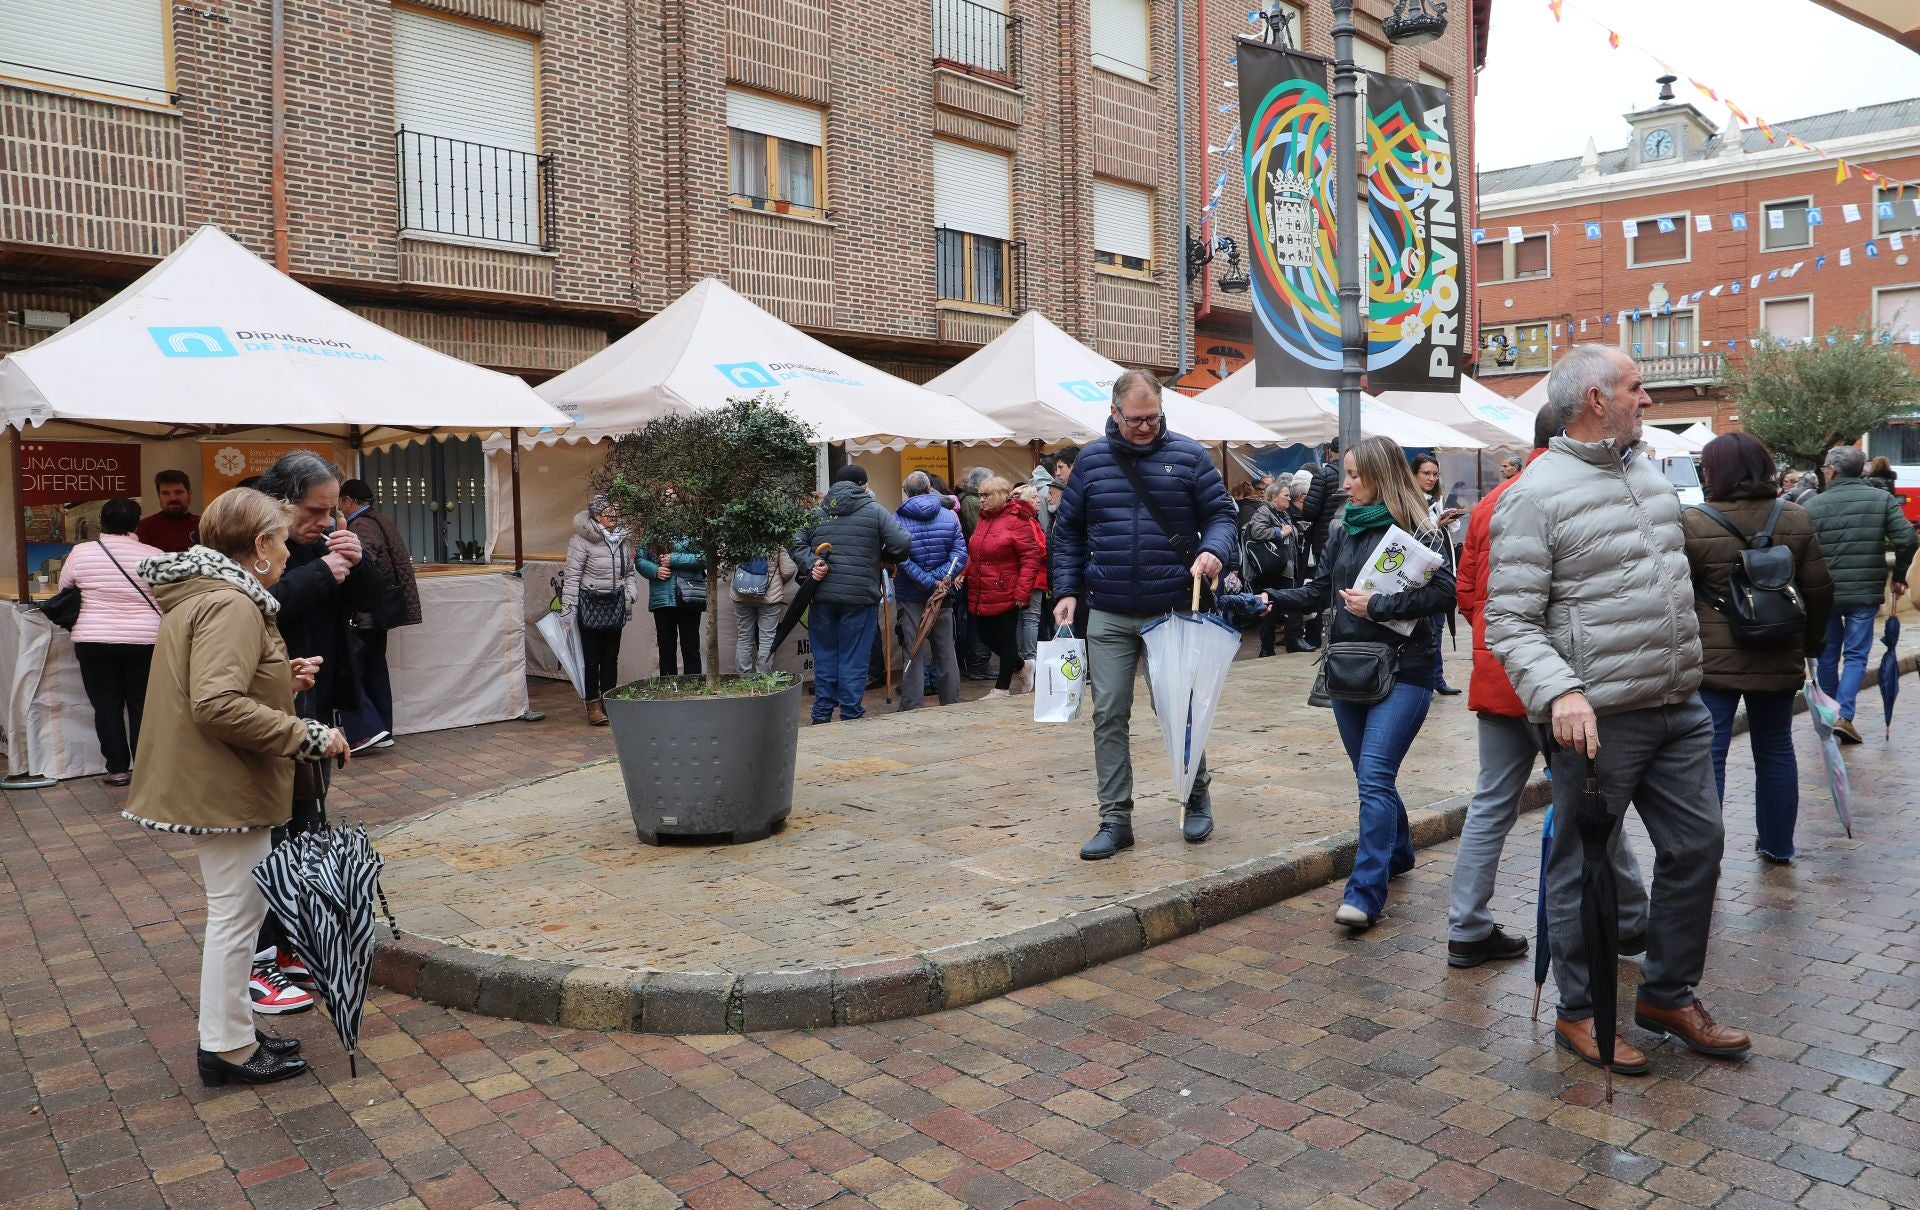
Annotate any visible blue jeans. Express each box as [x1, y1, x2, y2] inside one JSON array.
[[1817, 604, 1878, 722], [809, 601, 878, 722], [1330, 681, 1432, 920], [1699, 687, 1799, 861]]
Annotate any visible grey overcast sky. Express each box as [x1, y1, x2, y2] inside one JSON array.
[[1475, 0, 1920, 172]]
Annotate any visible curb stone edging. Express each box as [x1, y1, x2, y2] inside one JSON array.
[[373, 648, 1918, 1034]]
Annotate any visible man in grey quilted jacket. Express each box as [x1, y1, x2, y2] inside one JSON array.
[[1487, 344, 1750, 1075]]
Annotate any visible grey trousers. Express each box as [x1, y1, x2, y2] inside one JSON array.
[[1546, 697, 1722, 1020], [1089, 608, 1208, 820], [735, 601, 782, 675], [1448, 712, 1649, 943], [898, 598, 960, 709]]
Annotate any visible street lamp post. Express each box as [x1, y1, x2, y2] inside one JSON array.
[[1329, 0, 1365, 457]]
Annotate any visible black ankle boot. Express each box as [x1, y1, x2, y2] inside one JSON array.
[[197, 1046, 308, 1087], [1080, 818, 1135, 860], [1183, 788, 1214, 843]]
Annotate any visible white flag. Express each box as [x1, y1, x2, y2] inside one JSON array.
[[1695, 214, 1713, 232], [1507, 225, 1525, 244], [1768, 209, 1785, 229], [1893, 233, 1907, 251], [1840, 247, 1853, 265], [1843, 203, 1861, 223], [1621, 219, 1637, 238], [1709, 284, 1723, 296]]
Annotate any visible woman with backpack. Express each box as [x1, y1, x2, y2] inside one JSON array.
[[730, 548, 798, 675], [1266, 437, 1456, 928], [1681, 433, 1833, 863]]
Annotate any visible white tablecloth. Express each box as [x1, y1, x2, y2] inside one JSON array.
[[1, 570, 529, 781]]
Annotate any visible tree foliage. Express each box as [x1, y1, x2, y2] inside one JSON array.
[[593, 398, 818, 694], [1728, 318, 1918, 469]]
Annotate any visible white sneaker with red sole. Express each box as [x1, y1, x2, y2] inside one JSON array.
[[249, 964, 315, 1014], [254, 946, 317, 989]]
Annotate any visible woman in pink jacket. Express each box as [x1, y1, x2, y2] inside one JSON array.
[[57, 498, 163, 785]]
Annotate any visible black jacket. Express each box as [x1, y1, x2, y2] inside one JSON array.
[[793, 482, 913, 606], [270, 535, 384, 720], [1268, 523, 1456, 686], [1298, 461, 1347, 554]]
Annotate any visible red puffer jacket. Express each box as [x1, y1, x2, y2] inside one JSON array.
[[1455, 448, 1542, 718], [968, 499, 1043, 617]]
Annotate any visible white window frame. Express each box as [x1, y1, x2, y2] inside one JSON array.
[[1875, 285, 1920, 337], [1623, 307, 1699, 358], [0, 0, 173, 108], [1625, 211, 1692, 269], [1090, 0, 1151, 82], [1092, 178, 1154, 275], [1759, 295, 1814, 344], [1477, 231, 1550, 284], [1478, 321, 1552, 375], [1758, 195, 1814, 253], [1875, 185, 1920, 238]]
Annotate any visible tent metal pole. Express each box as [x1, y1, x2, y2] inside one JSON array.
[[815, 441, 829, 494], [10, 428, 26, 603], [509, 427, 525, 571]]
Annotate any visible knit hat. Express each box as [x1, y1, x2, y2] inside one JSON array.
[[832, 465, 869, 485]]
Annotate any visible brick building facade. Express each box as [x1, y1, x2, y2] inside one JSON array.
[[1474, 87, 1920, 455], [2, 0, 1480, 393]]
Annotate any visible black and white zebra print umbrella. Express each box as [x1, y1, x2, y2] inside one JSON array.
[[254, 824, 392, 1077]]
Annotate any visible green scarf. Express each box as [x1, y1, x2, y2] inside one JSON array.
[[1343, 502, 1395, 534]]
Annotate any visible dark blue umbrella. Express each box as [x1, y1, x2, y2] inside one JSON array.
[[1531, 802, 1554, 1020], [1881, 616, 1902, 740]]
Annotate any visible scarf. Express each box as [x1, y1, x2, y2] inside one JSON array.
[[1343, 502, 1395, 534]]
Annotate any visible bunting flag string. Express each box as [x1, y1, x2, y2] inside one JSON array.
[[1546, 0, 1917, 190]]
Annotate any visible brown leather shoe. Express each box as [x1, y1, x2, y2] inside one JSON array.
[[1833, 716, 1863, 745], [586, 699, 608, 726], [1634, 999, 1751, 1057], [1553, 1017, 1650, 1074]]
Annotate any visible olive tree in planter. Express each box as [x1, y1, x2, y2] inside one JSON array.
[[593, 398, 817, 844]]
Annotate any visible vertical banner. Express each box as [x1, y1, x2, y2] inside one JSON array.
[[1240, 42, 1464, 393]]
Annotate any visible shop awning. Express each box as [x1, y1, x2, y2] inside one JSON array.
[[0, 225, 570, 446], [528, 278, 1012, 450]]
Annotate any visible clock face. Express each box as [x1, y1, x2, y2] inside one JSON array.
[[1643, 129, 1675, 160]]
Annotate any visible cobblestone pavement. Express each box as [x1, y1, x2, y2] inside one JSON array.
[[5, 674, 1920, 1210]]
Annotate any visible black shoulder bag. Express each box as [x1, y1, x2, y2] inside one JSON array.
[[1686, 499, 1806, 648], [1308, 527, 1402, 707]]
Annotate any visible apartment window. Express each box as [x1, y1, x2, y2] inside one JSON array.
[[1626, 214, 1690, 267], [933, 0, 1019, 80], [1877, 185, 1920, 237], [1091, 0, 1150, 80], [0, 0, 169, 105], [1476, 233, 1549, 284], [1418, 67, 1449, 90], [1877, 286, 1920, 337], [1867, 420, 1920, 464], [1759, 296, 1812, 344], [393, 9, 545, 248], [1093, 180, 1154, 273], [726, 91, 826, 216], [934, 141, 1013, 310], [1760, 198, 1812, 251], [1626, 309, 1697, 357], [1351, 37, 1388, 74], [1479, 323, 1551, 374], [1272, 1, 1304, 45]]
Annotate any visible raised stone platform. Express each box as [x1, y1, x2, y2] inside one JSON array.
[[371, 649, 1528, 1033], [374, 625, 1914, 1034]]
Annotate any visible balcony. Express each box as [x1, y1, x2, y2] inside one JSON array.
[[932, 0, 1023, 85], [395, 128, 556, 252], [1635, 351, 1726, 388]]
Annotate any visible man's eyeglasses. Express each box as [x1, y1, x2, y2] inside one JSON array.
[[1116, 412, 1162, 429]]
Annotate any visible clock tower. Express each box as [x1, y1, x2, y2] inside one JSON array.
[[1624, 75, 1720, 169]]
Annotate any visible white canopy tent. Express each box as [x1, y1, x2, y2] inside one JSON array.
[[925, 311, 1278, 444], [527, 277, 1012, 449], [0, 225, 569, 447], [1373, 376, 1539, 448], [1191, 364, 1486, 449]]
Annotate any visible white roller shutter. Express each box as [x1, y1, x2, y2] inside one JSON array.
[[1091, 0, 1150, 79], [394, 10, 537, 150], [1760, 297, 1812, 344], [1092, 180, 1153, 260], [726, 90, 824, 146], [0, 0, 168, 105], [1878, 286, 1920, 334], [933, 142, 1011, 240], [1352, 38, 1389, 73]]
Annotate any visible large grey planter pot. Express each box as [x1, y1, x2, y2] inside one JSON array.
[[603, 681, 802, 845]]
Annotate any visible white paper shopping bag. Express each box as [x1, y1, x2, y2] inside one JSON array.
[[1033, 629, 1088, 722]]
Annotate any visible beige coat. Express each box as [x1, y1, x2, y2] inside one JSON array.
[[125, 548, 331, 833]]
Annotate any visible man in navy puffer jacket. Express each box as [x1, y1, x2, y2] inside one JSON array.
[[1050, 371, 1239, 859], [894, 472, 967, 709]]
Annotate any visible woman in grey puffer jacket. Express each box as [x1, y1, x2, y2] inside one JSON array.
[[563, 495, 635, 724]]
